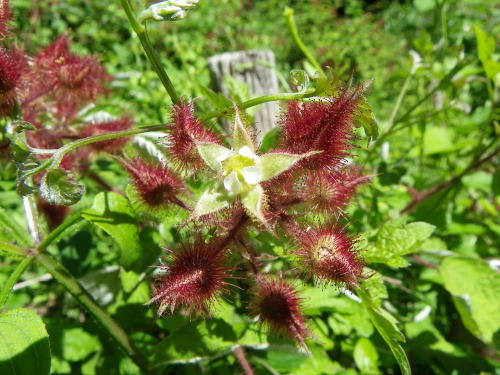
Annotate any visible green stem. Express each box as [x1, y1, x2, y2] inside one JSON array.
[[38, 213, 87, 252], [36, 252, 157, 374], [0, 206, 32, 247], [47, 124, 167, 169], [284, 7, 324, 75], [200, 89, 317, 121], [0, 257, 34, 307], [119, 0, 180, 104], [0, 240, 29, 258]]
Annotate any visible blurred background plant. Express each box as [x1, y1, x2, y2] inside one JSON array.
[[0, 0, 499, 374]]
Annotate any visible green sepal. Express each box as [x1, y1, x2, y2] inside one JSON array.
[[241, 184, 266, 223], [193, 183, 233, 218], [259, 151, 320, 182], [196, 143, 232, 172], [232, 110, 255, 152]]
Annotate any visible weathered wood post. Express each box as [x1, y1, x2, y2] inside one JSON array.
[[208, 50, 280, 142]]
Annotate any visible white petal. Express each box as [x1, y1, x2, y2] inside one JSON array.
[[242, 166, 263, 185], [238, 146, 258, 161], [223, 172, 242, 194]]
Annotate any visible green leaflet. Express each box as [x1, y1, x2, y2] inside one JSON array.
[[0, 308, 51, 375], [39, 169, 84, 206], [440, 256, 500, 350], [82, 192, 142, 271], [361, 218, 435, 267], [358, 288, 411, 375]]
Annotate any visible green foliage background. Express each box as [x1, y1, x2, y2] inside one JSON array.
[[1, 0, 499, 374]]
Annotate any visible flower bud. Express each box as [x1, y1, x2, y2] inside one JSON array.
[[147, 242, 231, 316], [0, 0, 11, 37], [297, 228, 363, 288], [279, 90, 360, 171], [0, 48, 26, 117], [250, 278, 309, 348], [122, 157, 185, 209], [166, 102, 221, 172]]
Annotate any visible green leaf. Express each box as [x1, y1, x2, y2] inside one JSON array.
[[355, 97, 379, 140], [196, 143, 232, 172], [440, 256, 500, 350], [241, 184, 266, 223], [232, 110, 255, 152], [152, 319, 236, 365], [40, 169, 84, 206], [259, 127, 281, 153], [360, 271, 388, 308], [353, 338, 380, 374], [474, 25, 500, 80], [193, 183, 233, 217], [358, 288, 411, 375], [197, 84, 233, 110], [0, 308, 51, 375], [61, 327, 101, 362], [258, 151, 318, 182], [81, 192, 141, 270], [362, 218, 435, 267]]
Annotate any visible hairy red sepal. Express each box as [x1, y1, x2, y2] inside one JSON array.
[[166, 102, 221, 171], [148, 242, 232, 316], [279, 90, 360, 171], [296, 227, 364, 288], [251, 278, 309, 348], [122, 157, 186, 208], [0, 48, 27, 117], [0, 0, 10, 37]]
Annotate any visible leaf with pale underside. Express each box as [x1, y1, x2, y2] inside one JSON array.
[[232, 110, 255, 152], [193, 183, 233, 217], [196, 143, 232, 172], [241, 184, 266, 223], [258, 151, 320, 181]]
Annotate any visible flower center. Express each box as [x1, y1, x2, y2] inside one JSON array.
[[221, 154, 255, 179]]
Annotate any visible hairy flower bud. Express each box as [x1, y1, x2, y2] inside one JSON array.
[[29, 36, 111, 122], [166, 102, 221, 171], [122, 157, 186, 209], [0, 48, 26, 117], [250, 278, 309, 348], [0, 0, 10, 37], [304, 167, 371, 213], [279, 90, 360, 171], [297, 228, 363, 288], [147, 242, 232, 315]]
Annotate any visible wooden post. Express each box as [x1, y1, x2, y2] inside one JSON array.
[[208, 50, 280, 142]]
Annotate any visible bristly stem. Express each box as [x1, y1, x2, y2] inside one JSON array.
[[283, 7, 324, 75], [35, 252, 159, 374], [0, 257, 34, 307], [119, 0, 180, 105]]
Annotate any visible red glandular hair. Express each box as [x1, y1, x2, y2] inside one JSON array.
[[81, 118, 132, 153], [296, 227, 363, 288], [0, 48, 27, 117], [279, 90, 360, 171], [147, 242, 232, 316], [166, 102, 221, 172], [27, 36, 111, 123], [122, 158, 185, 208], [0, 0, 10, 37], [250, 278, 309, 348], [303, 167, 372, 214]]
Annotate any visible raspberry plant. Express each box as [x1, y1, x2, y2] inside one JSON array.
[[5, 1, 497, 374]]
